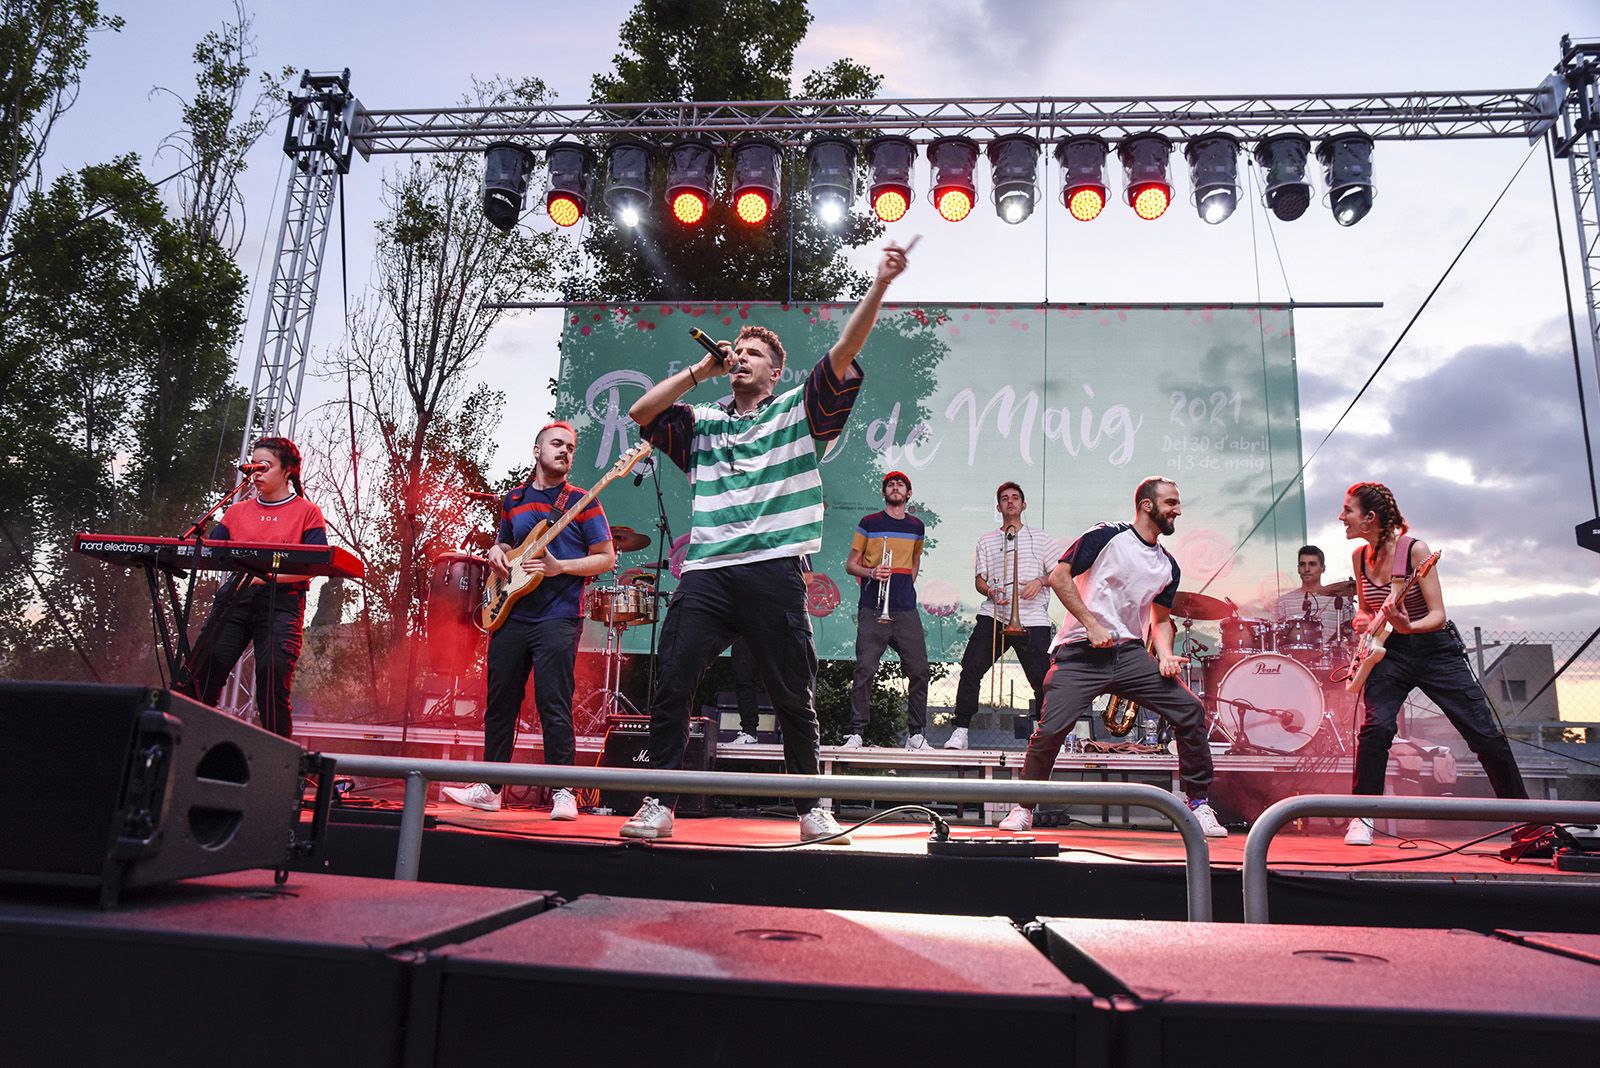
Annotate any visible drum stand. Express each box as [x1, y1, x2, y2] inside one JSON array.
[[572, 615, 640, 736]]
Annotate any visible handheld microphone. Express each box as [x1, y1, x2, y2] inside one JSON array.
[[238, 461, 268, 475], [689, 328, 733, 370]]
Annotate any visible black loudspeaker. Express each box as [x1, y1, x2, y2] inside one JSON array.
[[1040, 918, 1600, 1064], [598, 715, 714, 817], [416, 895, 1106, 1064], [0, 681, 326, 905], [0, 870, 551, 1067]]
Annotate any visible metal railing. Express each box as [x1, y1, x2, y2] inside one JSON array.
[[1241, 794, 1600, 923], [325, 753, 1215, 921]]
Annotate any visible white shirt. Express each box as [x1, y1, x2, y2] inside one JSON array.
[[973, 524, 1060, 628], [1050, 522, 1181, 652]]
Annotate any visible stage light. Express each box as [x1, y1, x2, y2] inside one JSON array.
[[665, 140, 717, 226], [731, 138, 782, 225], [806, 136, 856, 226], [929, 136, 979, 223], [1055, 135, 1109, 222], [544, 141, 596, 228], [1254, 133, 1312, 222], [867, 135, 916, 223], [1118, 133, 1173, 221], [1317, 133, 1376, 227], [1184, 133, 1240, 225], [603, 139, 654, 227], [482, 141, 535, 232], [987, 134, 1039, 225]]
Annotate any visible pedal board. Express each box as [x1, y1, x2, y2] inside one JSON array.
[[927, 837, 1060, 858]]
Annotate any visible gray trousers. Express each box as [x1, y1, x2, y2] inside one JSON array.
[[849, 609, 930, 733], [1021, 640, 1214, 801]]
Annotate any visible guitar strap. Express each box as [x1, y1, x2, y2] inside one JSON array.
[[1391, 535, 1415, 580]]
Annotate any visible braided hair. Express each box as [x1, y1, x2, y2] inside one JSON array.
[[1347, 481, 1407, 553], [253, 436, 304, 497]]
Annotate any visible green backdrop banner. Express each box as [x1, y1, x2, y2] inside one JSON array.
[[554, 302, 1306, 662]]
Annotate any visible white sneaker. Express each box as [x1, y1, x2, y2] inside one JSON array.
[[1190, 802, 1228, 838], [550, 788, 578, 821], [943, 727, 969, 750], [799, 807, 852, 844], [1344, 817, 1373, 847], [906, 734, 928, 750], [841, 733, 864, 749], [441, 783, 500, 811], [998, 805, 1034, 832], [729, 732, 758, 745], [620, 797, 674, 839]]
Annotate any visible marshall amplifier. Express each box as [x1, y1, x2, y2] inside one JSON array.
[[599, 715, 714, 818]]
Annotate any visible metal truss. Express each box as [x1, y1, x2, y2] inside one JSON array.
[[1554, 37, 1600, 410], [351, 87, 1559, 155]]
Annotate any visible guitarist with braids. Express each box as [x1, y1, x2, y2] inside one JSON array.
[[443, 421, 615, 818], [1340, 481, 1527, 847]]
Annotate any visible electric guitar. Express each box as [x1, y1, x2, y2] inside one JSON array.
[[479, 442, 652, 632], [1345, 549, 1442, 695]]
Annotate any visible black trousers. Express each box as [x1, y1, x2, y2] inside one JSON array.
[[850, 609, 930, 733], [1353, 625, 1527, 799], [730, 636, 763, 735], [483, 616, 582, 794], [952, 615, 1052, 727], [649, 558, 820, 815], [189, 583, 306, 738], [1021, 640, 1214, 800]]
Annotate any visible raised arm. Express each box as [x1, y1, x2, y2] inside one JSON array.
[[826, 241, 912, 380], [629, 349, 728, 427]]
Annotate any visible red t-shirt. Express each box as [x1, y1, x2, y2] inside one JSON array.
[[213, 494, 328, 586]]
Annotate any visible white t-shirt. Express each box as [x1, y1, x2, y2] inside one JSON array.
[[1049, 522, 1180, 652], [973, 524, 1060, 628]]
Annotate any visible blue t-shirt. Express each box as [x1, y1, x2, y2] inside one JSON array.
[[496, 481, 612, 622], [850, 511, 925, 613]]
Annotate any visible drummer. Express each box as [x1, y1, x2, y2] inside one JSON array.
[[442, 421, 615, 818], [1273, 545, 1351, 645]]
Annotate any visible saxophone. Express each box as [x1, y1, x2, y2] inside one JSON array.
[[1101, 633, 1158, 737]]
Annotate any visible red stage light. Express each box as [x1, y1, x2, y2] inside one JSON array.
[[735, 190, 771, 224], [1130, 182, 1171, 220], [935, 188, 973, 222], [671, 190, 708, 225], [1068, 187, 1105, 222], [548, 194, 582, 228], [873, 189, 909, 223]]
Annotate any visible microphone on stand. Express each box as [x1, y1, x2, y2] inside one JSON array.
[[238, 461, 268, 475], [633, 455, 655, 487]]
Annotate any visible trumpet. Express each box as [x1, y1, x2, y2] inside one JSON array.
[[876, 537, 894, 623]]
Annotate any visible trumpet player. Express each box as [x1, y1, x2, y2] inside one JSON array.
[[945, 482, 1060, 750], [997, 477, 1226, 838], [844, 472, 929, 749]]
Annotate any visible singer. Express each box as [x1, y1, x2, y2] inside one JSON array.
[[184, 437, 325, 738], [620, 239, 913, 843]]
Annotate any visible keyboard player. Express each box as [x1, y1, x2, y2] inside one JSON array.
[[183, 436, 326, 738]]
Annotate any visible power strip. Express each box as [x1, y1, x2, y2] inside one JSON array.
[[1554, 848, 1600, 873], [927, 836, 1060, 858]]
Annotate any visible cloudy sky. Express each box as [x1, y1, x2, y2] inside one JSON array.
[[41, 0, 1600, 635]]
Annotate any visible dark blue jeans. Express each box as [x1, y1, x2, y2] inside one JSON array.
[[190, 582, 306, 738], [1353, 624, 1526, 799], [484, 615, 582, 793], [649, 558, 820, 815]]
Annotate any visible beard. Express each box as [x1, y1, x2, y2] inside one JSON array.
[[1154, 511, 1177, 536]]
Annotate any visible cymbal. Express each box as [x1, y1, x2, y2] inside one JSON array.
[[1319, 579, 1357, 597], [1171, 591, 1234, 620], [610, 526, 652, 553]]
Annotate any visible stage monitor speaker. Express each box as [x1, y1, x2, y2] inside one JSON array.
[[0, 681, 329, 905], [598, 715, 714, 817], [1039, 918, 1600, 1063], [0, 870, 551, 1066], [418, 896, 1105, 1063]]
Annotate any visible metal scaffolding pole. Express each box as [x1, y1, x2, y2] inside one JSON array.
[[1555, 37, 1600, 410]]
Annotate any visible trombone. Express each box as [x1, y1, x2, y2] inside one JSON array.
[[876, 537, 894, 623]]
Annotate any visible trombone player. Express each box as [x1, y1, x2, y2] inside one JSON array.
[[945, 481, 1059, 750], [843, 472, 929, 749]]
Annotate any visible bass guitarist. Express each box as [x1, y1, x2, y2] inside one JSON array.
[[1340, 481, 1526, 846], [443, 421, 615, 817]]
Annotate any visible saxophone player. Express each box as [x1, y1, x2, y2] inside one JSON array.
[[944, 482, 1059, 750], [997, 477, 1226, 838]]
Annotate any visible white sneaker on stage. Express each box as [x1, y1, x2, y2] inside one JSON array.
[[1190, 802, 1228, 839], [550, 788, 578, 821], [943, 727, 969, 750], [620, 797, 674, 839], [998, 805, 1034, 832], [799, 807, 853, 844], [1344, 817, 1374, 846], [729, 732, 758, 745], [906, 734, 928, 750], [441, 783, 500, 811], [841, 733, 864, 749]]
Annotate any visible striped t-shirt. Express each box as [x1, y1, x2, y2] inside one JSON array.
[[974, 524, 1061, 628], [643, 356, 862, 572], [850, 510, 925, 613]]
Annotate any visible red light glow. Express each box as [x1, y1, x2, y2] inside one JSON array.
[[735, 190, 770, 224], [1131, 182, 1171, 220], [671, 191, 708, 225], [548, 195, 581, 227], [1067, 187, 1105, 222], [935, 188, 973, 222], [873, 189, 909, 223]]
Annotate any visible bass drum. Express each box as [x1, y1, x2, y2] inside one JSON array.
[[1212, 652, 1325, 753]]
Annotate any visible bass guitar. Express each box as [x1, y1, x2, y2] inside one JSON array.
[[479, 442, 652, 632], [1344, 549, 1442, 695]]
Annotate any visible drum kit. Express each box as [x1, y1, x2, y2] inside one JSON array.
[[1171, 583, 1360, 755]]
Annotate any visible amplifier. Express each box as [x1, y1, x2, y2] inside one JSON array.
[[598, 715, 715, 818]]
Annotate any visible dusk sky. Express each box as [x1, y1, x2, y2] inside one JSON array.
[[43, 0, 1600, 639]]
